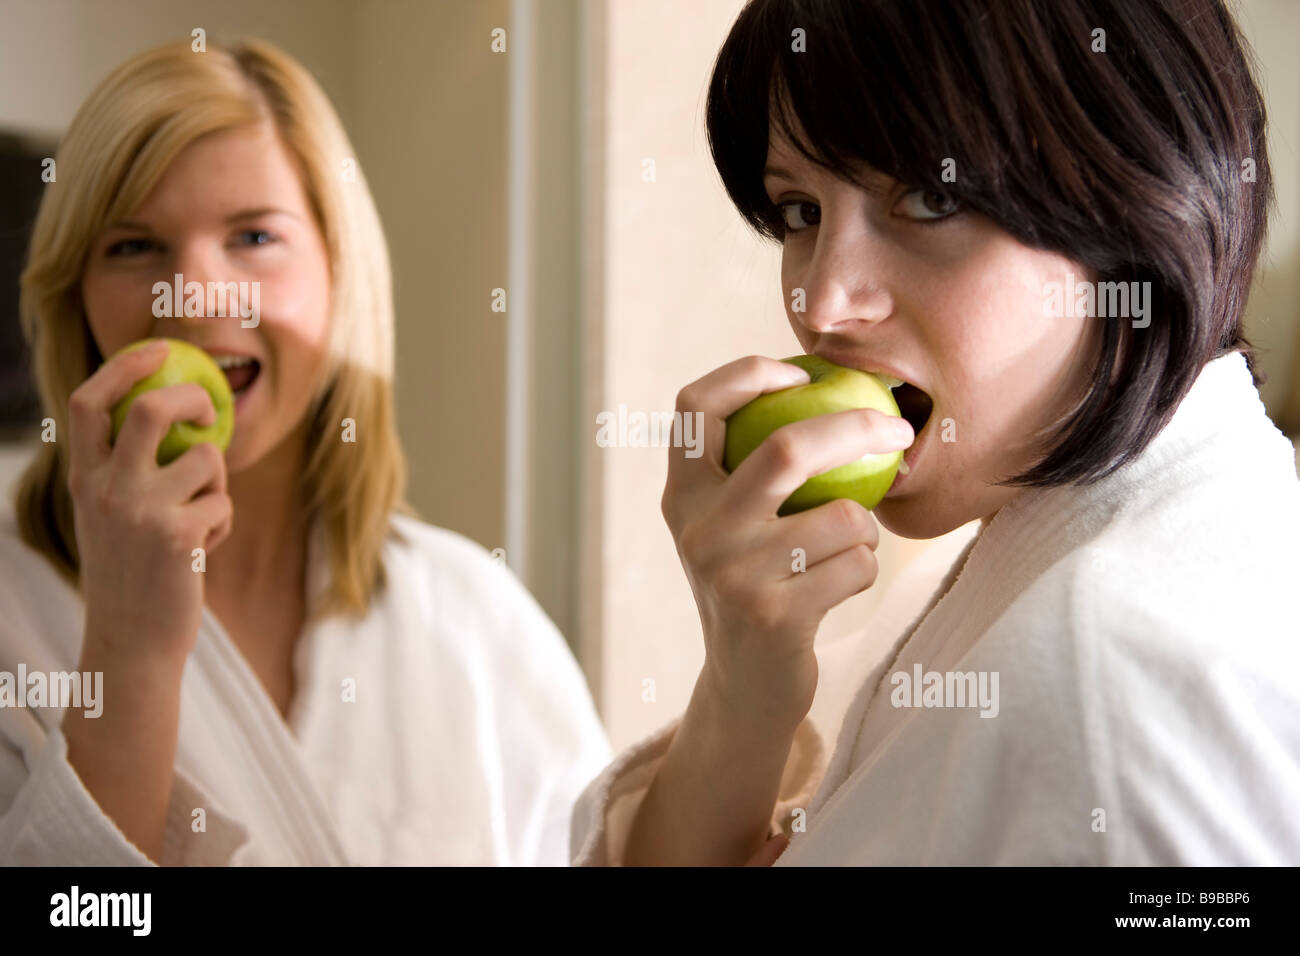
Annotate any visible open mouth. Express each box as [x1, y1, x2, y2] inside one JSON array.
[[891, 381, 934, 436], [213, 355, 262, 398]]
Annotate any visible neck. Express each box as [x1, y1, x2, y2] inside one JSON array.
[[209, 421, 311, 594]]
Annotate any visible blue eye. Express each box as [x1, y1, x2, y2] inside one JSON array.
[[238, 230, 276, 246], [106, 238, 156, 257], [894, 188, 962, 221], [777, 200, 820, 232]]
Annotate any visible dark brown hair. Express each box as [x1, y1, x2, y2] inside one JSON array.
[[706, 0, 1273, 486]]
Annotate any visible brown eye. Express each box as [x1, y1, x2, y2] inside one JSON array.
[[778, 200, 820, 231], [895, 187, 962, 221]]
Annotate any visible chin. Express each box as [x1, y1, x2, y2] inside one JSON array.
[[873, 495, 967, 540], [221, 428, 273, 474], [222, 442, 258, 474]]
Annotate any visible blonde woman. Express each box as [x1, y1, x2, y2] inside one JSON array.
[[0, 38, 610, 865]]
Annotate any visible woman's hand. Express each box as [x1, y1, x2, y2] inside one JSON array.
[[66, 340, 233, 664], [59, 340, 234, 863], [662, 355, 915, 734], [625, 355, 914, 866]]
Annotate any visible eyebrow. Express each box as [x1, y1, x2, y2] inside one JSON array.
[[107, 207, 302, 232]]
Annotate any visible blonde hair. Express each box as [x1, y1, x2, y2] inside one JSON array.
[[15, 37, 416, 624]]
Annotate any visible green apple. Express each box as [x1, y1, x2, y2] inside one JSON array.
[[109, 338, 234, 465], [724, 355, 904, 514]]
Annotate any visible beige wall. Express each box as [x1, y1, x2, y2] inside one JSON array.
[[349, 0, 510, 556], [0, 0, 358, 140]]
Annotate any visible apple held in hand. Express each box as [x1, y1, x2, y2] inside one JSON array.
[[109, 338, 234, 465], [724, 355, 904, 514]]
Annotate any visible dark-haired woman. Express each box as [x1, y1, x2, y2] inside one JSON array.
[[571, 0, 1300, 865]]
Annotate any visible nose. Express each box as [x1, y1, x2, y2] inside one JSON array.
[[788, 217, 894, 336], [169, 239, 241, 323]]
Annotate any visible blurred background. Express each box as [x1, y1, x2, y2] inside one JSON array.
[[1, 0, 1297, 752]]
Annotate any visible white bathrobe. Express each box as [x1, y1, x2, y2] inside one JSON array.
[[0, 507, 612, 865], [571, 350, 1300, 865]]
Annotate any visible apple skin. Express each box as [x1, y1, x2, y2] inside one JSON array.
[[109, 338, 234, 465], [723, 355, 903, 514]]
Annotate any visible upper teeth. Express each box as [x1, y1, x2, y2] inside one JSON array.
[[213, 355, 254, 370], [877, 374, 904, 389]]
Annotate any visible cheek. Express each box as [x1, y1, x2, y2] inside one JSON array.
[[80, 269, 156, 354], [259, 256, 332, 351], [985, 256, 1098, 402], [940, 256, 1097, 454], [786, 311, 816, 351], [258, 257, 333, 404], [780, 246, 806, 303], [781, 278, 817, 350]]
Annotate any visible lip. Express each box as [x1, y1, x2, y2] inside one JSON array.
[[154, 341, 264, 366], [191, 346, 262, 411], [201, 347, 261, 362], [811, 348, 923, 393], [189, 346, 261, 412]]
